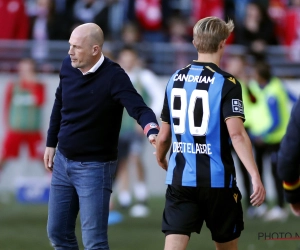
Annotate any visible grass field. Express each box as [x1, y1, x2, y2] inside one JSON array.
[[0, 196, 300, 250]]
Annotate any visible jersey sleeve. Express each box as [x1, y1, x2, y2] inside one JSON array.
[[160, 91, 170, 124], [222, 80, 245, 122]]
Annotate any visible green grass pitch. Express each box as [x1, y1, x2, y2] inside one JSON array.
[[0, 197, 299, 250]]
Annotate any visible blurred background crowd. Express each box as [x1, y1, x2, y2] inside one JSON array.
[[1, 0, 300, 225], [1, 0, 300, 75]]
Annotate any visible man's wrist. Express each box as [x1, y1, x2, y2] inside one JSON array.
[[144, 122, 160, 137]]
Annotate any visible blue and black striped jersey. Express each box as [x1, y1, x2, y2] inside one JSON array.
[[161, 61, 245, 188]]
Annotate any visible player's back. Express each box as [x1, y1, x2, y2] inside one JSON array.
[[161, 61, 245, 188]]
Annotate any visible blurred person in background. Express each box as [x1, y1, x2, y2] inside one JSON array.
[[190, 0, 224, 22], [73, 0, 106, 26], [28, 0, 56, 67], [234, 2, 278, 59], [28, 0, 75, 41], [0, 0, 30, 71], [247, 60, 290, 221], [0, 58, 45, 175], [43, 23, 159, 250], [27, 0, 76, 71], [167, 15, 192, 70], [281, 0, 300, 61], [0, 0, 29, 39], [282, 0, 300, 47], [156, 16, 265, 250], [277, 98, 300, 217], [115, 45, 162, 217], [93, 0, 125, 41], [268, 0, 288, 45], [121, 22, 142, 45], [126, 0, 171, 42]]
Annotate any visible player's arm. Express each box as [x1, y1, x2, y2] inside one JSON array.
[[223, 79, 265, 206], [156, 90, 171, 171], [226, 117, 265, 206], [156, 122, 171, 171]]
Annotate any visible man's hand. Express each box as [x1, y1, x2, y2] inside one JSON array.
[[148, 134, 157, 148], [157, 157, 168, 171], [44, 147, 56, 172], [250, 176, 266, 207], [290, 202, 300, 216]]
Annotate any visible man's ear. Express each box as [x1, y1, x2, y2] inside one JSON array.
[[192, 39, 196, 48], [219, 39, 226, 50], [92, 45, 100, 56]]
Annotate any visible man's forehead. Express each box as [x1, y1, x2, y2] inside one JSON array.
[[69, 33, 87, 45]]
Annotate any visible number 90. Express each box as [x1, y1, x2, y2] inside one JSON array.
[[171, 88, 210, 136]]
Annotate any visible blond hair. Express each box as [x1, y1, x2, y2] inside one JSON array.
[[193, 16, 234, 53]]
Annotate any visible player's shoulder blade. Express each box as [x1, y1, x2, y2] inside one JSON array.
[[215, 67, 238, 85]]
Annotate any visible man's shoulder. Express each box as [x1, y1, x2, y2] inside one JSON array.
[[103, 57, 125, 74]]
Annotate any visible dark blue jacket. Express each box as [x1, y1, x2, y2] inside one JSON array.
[[46, 56, 159, 161], [277, 98, 300, 203]]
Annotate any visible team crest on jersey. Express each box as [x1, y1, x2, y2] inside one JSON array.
[[227, 77, 236, 84], [233, 193, 238, 203], [232, 99, 244, 114]]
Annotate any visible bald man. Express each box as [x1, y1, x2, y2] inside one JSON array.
[[44, 23, 159, 250]]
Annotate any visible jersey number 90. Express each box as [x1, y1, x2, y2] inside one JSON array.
[[171, 88, 209, 136]]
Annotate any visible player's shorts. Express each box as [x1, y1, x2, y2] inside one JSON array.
[[1, 130, 43, 159], [118, 131, 144, 160], [162, 185, 244, 243]]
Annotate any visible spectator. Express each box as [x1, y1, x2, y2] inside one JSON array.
[[52, 0, 77, 40], [282, 0, 300, 46], [277, 98, 300, 217], [121, 22, 142, 45], [28, 0, 55, 64], [268, 0, 288, 45], [190, 0, 224, 22], [28, 0, 75, 41], [94, 0, 125, 41], [248, 60, 290, 221], [0, 0, 29, 39], [234, 2, 278, 59], [72, 0, 106, 26], [0, 58, 45, 174], [167, 15, 192, 69], [115, 46, 162, 217], [282, 0, 300, 61], [127, 0, 171, 42], [224, 0, 249, 25]]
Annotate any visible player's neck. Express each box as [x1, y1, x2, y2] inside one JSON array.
[[196, 52, 222, 66]]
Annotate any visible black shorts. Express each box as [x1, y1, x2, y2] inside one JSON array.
[[162, 185, 244, 243]]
